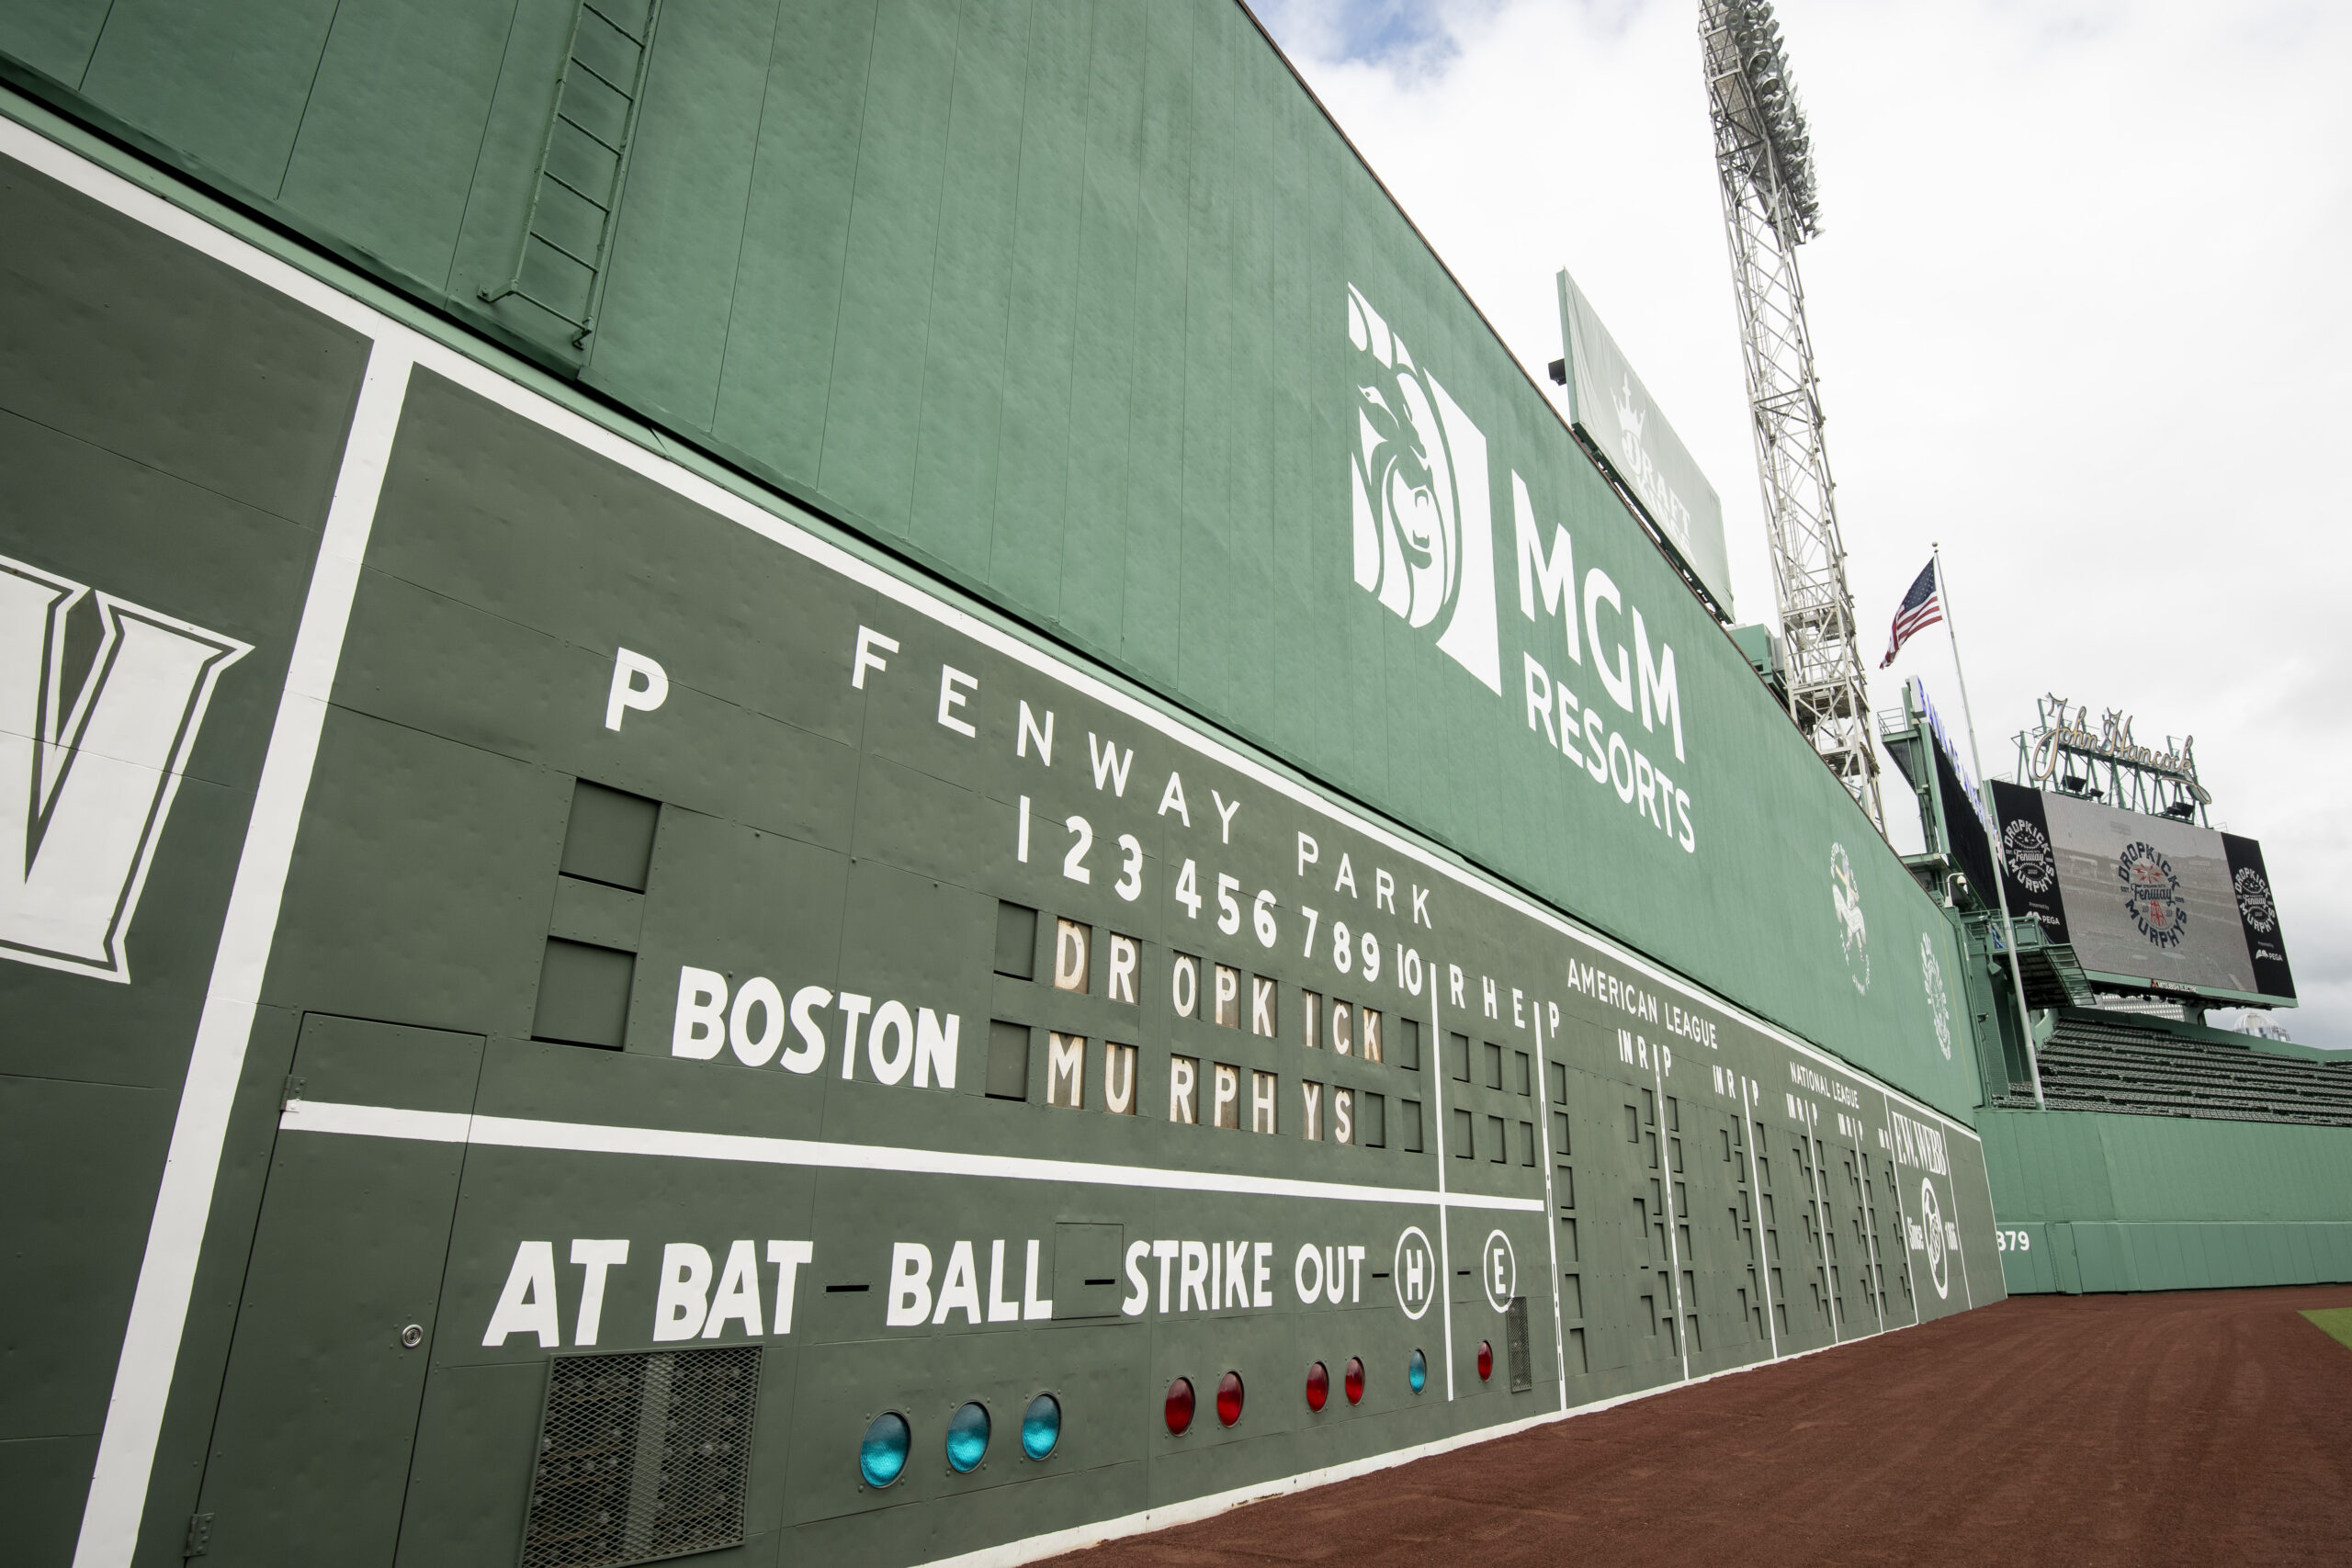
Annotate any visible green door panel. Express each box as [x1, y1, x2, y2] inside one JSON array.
[[192, 1015, 484, 1564]]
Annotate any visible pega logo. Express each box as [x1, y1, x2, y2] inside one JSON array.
[[1, 555, 249, 982], [2001, 818, 2055, 895], [1344, 283, 1500, 694], [2117, 841, 2186, 949], [2233, 866, 2276, 935], [1920, 931, 1952, 1061], [1830, 841, 1869, 995]]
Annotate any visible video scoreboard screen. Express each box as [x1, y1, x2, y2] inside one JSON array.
[[1989, 783, 2294, 1000]]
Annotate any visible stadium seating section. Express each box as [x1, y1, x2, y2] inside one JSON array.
[[1993, 1013, 2352, 1127]]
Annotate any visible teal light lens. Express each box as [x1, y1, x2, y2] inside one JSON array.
[[946, 1402, 990, 1473], [860, 1412, 910, 1487], [1408, 1348, 1428, 1394], [1022, 1393, 1062, 1461]]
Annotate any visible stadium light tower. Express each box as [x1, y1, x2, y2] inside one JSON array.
[[1701, 0, 1884, 833]]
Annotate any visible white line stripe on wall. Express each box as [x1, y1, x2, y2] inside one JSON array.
[[277, 1099, 1548, 1213], [71, 346, 417, 1568]]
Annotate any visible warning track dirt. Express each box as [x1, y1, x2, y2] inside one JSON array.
[[1039, 1284, 2352, 1568]]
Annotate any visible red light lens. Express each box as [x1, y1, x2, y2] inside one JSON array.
[[1344, 1357, 1365, 1404], [1164, 1376, 1194, 1435], [1216, 1371, 1245, 1427], [1477, 1341, 1494, 1381], [1306, 1362, 1329, 1412]]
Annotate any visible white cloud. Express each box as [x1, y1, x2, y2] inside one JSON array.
[[1260, 0, 2352, 1046]]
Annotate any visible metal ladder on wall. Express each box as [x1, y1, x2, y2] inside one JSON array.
[[480, 0, 662, 347]]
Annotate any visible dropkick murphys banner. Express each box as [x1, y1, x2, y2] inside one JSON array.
[[1987, 782, 2066, 945], [2222, 833, 2296, 999]]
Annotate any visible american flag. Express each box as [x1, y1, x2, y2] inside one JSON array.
[[1881, 559, 1941, 668]]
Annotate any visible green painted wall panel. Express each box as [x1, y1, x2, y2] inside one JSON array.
[[1114, 0, 1195, 686], [813, 0, 961, 541], [708, 0, 876, 485], [1052, 0, 1147, 652], [585, 0, 776, 429], [277, 0, 517, 288], [1985, 1110, 2352, 1292], [447, 0, 584, 309], [0, 156, 365, 526], [0, 1077, 170, 1440], [0, 0, 107, 85], [78, 0, 340, 196], [0, 1434, 92, 1566], [1173, 0, 1238, 720], [904, 0, 1033, 581], [261, 707, 571, 1039], [983, 0, 1089, 614]]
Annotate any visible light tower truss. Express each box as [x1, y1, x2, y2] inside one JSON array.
[[1700, 0, 1883, 833]]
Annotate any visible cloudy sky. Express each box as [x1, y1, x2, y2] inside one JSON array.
[[1252, 0, 2352, 1047]]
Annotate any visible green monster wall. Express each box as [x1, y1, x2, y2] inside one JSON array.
[[0, 0, 1979, 1122], [1985, 1109, 2352, 1294], [1, 105, 2002, 1568]]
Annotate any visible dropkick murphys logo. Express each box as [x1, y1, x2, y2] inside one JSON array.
[[2234, 866, 2277, 935], [1, 554, 249, 981], [2117, 841, 2186, 949], [2001, 818, 2056, 895], [1344, 284, 1501, 694], [1830, 842, 1869, 994], [1921, 932, 1953, 1061]]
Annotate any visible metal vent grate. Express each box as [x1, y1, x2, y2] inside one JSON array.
[[1505, 1296, 1532, 1393], [520, 1345, 761, 1568]]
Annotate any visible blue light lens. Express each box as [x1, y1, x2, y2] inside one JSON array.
[[946, 1402, 991, 1473], [1408, 1349, 1428, 1394], [1022, 1393, 1062, 1461], [860, 1412, 910, 1487]]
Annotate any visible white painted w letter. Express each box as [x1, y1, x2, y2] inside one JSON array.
[[1, 555, 249, 981]]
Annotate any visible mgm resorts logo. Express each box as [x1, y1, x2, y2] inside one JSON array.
[[2001, 819, 2055, 895], [2117, 841, 2187, 950], [2, 554, 249, 981], [2234, 865, 2277, 935], [1920, 931, 1952, 1061], [1345, 284, 1501, 694], [1830, 841, 1869, 995]]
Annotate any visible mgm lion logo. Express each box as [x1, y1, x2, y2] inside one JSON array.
[[2117, 840, 2187, 949], [1830, 841, 1869, 995], [1921, 931, 1952, 1060], [1344, 284, 1500, 694], [2234, 865, 2277, 935], [2001, 818, 2055, 895]]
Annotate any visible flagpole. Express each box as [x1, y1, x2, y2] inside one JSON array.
[[1934, 543, 2045, 1110]]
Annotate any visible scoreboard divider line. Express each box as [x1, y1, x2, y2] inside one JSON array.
[[276, 1099, 1549, 1213]]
